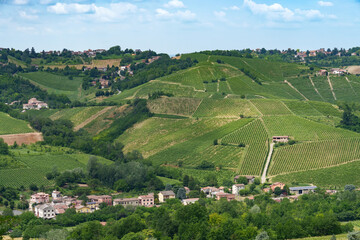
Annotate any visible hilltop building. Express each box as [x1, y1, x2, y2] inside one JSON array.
[[23, 98, 48, 110]]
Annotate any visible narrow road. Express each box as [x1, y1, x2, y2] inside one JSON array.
[[284, 80, 308, 101], [261, 142, 275, 184], [327, 76, 337, 101]]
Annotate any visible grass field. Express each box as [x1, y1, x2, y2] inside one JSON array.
[[0, 148, 112, 187], [147, 97, 202, 116], [49, 106, 107, 126], [0, 112, 34, 135], [18, 72, 83, 100], [269, 138, 360, 176], [193, 99, 260, 118]]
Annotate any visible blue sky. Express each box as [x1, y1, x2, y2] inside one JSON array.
[[0, 0, 359, 54]]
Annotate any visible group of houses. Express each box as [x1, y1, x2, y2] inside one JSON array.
[[91, 79, 110, 89], [22, 98, 48, 111], [317, 68, 348, 76]]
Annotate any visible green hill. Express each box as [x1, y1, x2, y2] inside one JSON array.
[[0, 112, 34, 135]]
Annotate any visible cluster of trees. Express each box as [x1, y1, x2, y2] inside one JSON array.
[[148, 91, 174, 100], [112, 56, 197, 91], [4, 189, 360, 239], [339, 103, 360, 132]]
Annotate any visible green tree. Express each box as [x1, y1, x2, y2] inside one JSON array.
[[70, 221, 104, 240], [177, 188, 186, 200], [0, 139, 9, 155]]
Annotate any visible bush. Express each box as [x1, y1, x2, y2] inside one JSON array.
[[196, 161, 215, 170], [213, 139, 218, 145], [29, 184, 38, 191], [238, 143, 245, 147], [288, 140, 296, 145]]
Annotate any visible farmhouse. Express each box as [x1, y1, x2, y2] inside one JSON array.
[[158, 191, 176, 203], [30, 192, 50, 208], [99, 79, 109, 89], [87, 195, 112, 206], [75, 205, 92, 213], [331, 68, 347, 75], [201, 187, 223, 198], [215, 193, 236, 201], [289, 186, 317, 195], [232, 184, 245, 195], [53, 203, 68, 215], [34, 204, 56, 219], [138, 193, 154, 207], [182, 198, 199, 205], [113, 198, 140, 207], [270, 182, 286, 192], [23, 98, 48, 110], [317, 69, 327, 76], [272, 136, 289, 143]]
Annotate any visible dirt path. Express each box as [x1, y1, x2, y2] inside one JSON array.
[[0, 132, 43, 145], [327, 76, 337, 101], [345, 76, 357, 95], [284, 80, 309, 101], [309, 76, 325, 101], [261, 142, 274, 184], [74, 106, 113, 131]]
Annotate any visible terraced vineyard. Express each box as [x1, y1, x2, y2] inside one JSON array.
[[269, 138, 360, 176], [262, 115, 358, 141], [147, 97, 202, 116], [251, 99, 292, 115], [0, 112, 34, 135], [221, 119, 269, 175], [193, 99, 260, 118]]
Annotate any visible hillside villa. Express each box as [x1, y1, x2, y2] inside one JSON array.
[[158, 191, 176, 203], [34, 204, 55, 219], [23, 98, 48, 110]]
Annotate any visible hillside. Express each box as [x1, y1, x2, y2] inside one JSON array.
[[0, 112, 34, 135]]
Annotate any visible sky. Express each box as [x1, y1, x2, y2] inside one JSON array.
[[0, 0, 360, 54]]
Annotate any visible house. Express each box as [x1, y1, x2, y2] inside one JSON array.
[[138, 193, 154, 207], [87, 195, 112, 206], [52, 191, 61, 201], [35, 204, 56, 219], [270, 182, 285, 192], [158, 191, 176, 203], [318, 70, 327, 76], [233, 175, 255, 184], [325, 190, 338, 195], [184, 187, 190, 194], [309, 51, 317, 57], [232, 184, 245, 195], [215, 193, 235, 201], [113, 198, 140, 207], [201, 187, 223, 198], [30, 192, 50, 209], [75, 205, 92, 213], [53, 203, 68, 215], [272, 136, 289, 143], [289, 186, 317, 195], [86, 202, 98, 211], [352, 52, 358, 56], [23, 98, 48, 110], [182, 198, 199, 205], [331, 68, 347, 75]]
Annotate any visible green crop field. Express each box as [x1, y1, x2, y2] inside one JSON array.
[[250, 99, 292, 115], [0, 150, 112, 187], [262, 115, 358, 141], [308, 101, 342, 117], [0, 112, 34, 135], [117, 117, 236, 158], [193, 99, 260, 118], [269, 138, 360, 176], [221, 119, 269, 175], [18, 72, 83, 100], [147, 97, 202, 116], [282, 100, 322, 116], [272, 160, 360, 188], [49, 106, 107, 126]]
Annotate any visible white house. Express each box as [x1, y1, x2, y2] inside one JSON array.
[[34, 204, 56, 219], [182, 198, 199, 205], [232, 184, 245, 195]]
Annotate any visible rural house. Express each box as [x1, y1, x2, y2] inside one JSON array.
[[138, 193, 154, 207], [270, 182, 286, 192], [30, 192, 49, 209], [75, 205, 92, 213], [113, 198, 140, 207], [289, 186, 317, 195], [201, 187, 223, 198], [23, 98, 48, 110], [87, 195, 112, 206], [232, 184, 245, 195], [317, 69, 327, 76], [158, 191, 176, 203], [215, 193, 236, 201], [34, 204, 56, 219], [272, 136, 289, 143], [182, 198, 199, 205]]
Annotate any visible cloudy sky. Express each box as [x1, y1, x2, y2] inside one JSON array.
[[0, 0, 359, 54]]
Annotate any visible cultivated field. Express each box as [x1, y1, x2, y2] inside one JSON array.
[[147, 97, 202, 116], [0, 112, 34, 135]]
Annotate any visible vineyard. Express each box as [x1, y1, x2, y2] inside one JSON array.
[[262, 115, 359, 141], [250, 99, 292, 115], [283, 100, 322, 116], [0, 112, 34, 135], [193, 99, 260, 118], [147, 97, 202, 116], [49, 106, 107, 126], [221, 119, 269, 175], [268, 138, 360, 176]]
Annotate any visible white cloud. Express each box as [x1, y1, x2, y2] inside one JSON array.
[[40, 0, 55, 5], [156, 8, 196, 21], [47, 2, 138, 22], [13, 0, 28, 5], [230, 6, 240, 11], [318, 1, 333, 7], [214, 11, 226, 18], [243, 0, 327, 22], [19, 11, 38, 20], [164, 0, 185, 9]]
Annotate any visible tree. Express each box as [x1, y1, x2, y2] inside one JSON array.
[[345, 185, 356, 191], [274, 187, 282, 196], [255, 231, 269, 240], [183, 175, 190, 187], [165, 184, 173, 191], [0, 138, 9, 155], [2, 208, 13, 216], [236, 176, 248, 185], [177, 188, 186, 200], [70, 221, 104, 240], [348, 232, 360, 240]]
